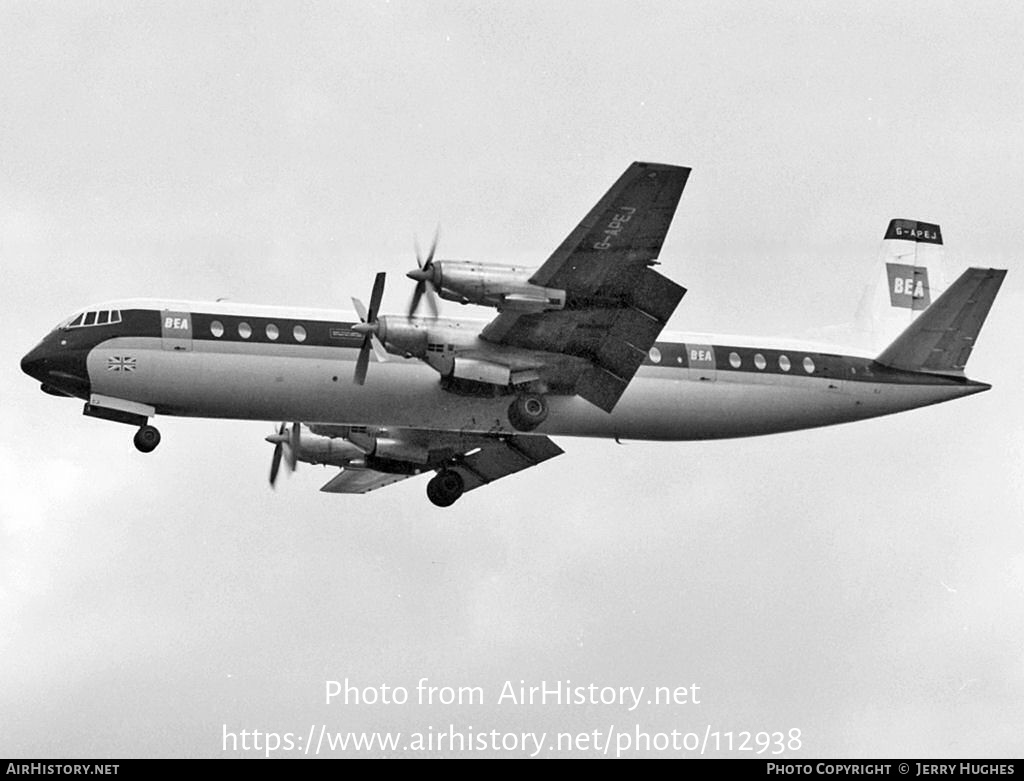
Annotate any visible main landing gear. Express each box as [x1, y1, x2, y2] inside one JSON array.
[[507, 393, 548, 432], [426, 469, 464, 508], [133, 424, 161, 453]]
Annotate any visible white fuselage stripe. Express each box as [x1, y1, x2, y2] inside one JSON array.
[[87, 337, 981, 440]]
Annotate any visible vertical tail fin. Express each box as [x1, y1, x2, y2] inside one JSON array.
[[875, 267, 1006, 375], [853, 219, 950, 351]]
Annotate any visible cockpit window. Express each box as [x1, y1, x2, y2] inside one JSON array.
[[62, 309, 122, 329]]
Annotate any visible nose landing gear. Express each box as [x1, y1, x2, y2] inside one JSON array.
[[508, 393, 548, 432], [133, 424, 161, 453]]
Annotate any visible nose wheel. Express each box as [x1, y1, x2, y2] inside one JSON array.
[[426, 469, 464, 507], [133, 424, 161, 453], [508, 393, 548, 432]]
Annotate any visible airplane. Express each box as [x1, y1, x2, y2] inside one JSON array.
[[20, 162, 1007, 507]]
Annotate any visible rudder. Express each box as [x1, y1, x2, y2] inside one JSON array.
[[853, 219, 951, 351]]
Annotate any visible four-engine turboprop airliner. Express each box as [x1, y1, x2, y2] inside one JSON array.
[[20, 162, 1006, 506]]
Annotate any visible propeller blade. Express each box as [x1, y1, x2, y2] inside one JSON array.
[[408, 276, 439, 319], [367, 271, 386, 323], [370, 334, 388, 363], [354, 274, 386, 384], [409, 229, 441, 319], [408, 282, 424, 319], [352, 296, 368, 323], [287, 422, 300, 471], [267, 422, 287, 487], [269, 443, 283, 486], [354, 339, 371, 385], [424, 226, 439, 267], [425, 283, 439, 318], [354, 296, 386, 361]]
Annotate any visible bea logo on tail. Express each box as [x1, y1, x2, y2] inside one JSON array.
[[886, 263, 931, 310]]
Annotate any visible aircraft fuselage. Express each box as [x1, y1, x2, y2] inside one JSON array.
[[21, 299, 989, 441]]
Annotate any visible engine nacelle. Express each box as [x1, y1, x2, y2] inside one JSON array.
[[344, 430, 430, 465], [372, 316, 546, 386], [295, 431, 365, 467], [372, 317, 429, 359], [369, 438, 430, 464], [428, 260, 565, 312], [373, 317, 474, 364]]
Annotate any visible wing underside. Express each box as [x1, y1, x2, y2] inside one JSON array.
[[318, 431, 564, 495], [446, 432, 563, 492]]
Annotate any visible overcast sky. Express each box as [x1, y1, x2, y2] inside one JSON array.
[[3, 1, 1023, 758]]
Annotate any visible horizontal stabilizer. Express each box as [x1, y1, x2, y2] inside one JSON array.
[[875, 267, 1006, 375]]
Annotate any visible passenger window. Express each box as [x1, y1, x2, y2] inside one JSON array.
[[83, 311, 97, 326], [266, 323, 279, 341], [293, 324, 307, 342], [238, 322, 252, 339]]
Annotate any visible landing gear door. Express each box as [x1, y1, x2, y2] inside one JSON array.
[[161, 310, 193, 352]]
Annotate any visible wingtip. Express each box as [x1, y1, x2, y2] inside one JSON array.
[[632, 160, 692, 173]]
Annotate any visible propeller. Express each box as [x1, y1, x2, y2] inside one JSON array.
[[266, 421, 301, 487], [351, 297, 388, 365], [352, 271, 386, 385], [407, 229, 440, 319]]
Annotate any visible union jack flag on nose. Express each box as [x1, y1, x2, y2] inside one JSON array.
[[107, 355, 136, 372]]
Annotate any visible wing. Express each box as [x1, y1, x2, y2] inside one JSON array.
[[446, 432, 563, 492], [531, 161, 691, 292], [482, 161, 690, 411], [316, 428, 564, 495], [319, 469, 415, 494]]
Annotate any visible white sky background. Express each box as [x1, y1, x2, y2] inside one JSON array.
[[2, 0, 1023, 758]]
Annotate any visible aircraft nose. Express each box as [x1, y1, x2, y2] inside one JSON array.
[[20, 343, 48, 380]]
